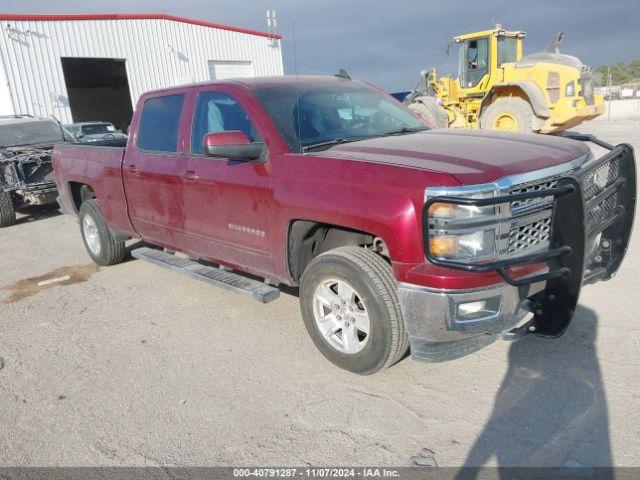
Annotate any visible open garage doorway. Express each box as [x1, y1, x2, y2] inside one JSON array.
[[61, 58, 134, 131]]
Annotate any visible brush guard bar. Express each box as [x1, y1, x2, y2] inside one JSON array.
[[423, 137, 636, 337], [424, 184, 577, 287]]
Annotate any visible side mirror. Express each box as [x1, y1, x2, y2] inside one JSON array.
[[204, 131, 265, 162]]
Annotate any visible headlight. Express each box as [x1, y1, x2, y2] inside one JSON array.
[[565, 81, 575, 97], [429, 229, 497, 259], [426, 186, 502, 262]]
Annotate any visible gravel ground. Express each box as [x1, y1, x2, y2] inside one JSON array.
[[0, 119, 639, 467]]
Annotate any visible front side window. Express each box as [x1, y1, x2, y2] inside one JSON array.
[[252, 82, 426, 152], [191, 92, 262, 154], [459, 38, 489, 88], [137, 94, 185, 152], [497, 36, 518, 66]]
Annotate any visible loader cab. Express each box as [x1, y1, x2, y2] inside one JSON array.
[[454, 28, 525, 93]]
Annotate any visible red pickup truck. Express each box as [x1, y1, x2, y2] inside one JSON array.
[[52, 75, 636, 374]]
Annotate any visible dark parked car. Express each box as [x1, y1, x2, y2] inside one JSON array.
[[64, 121, 128, 145], [0, 115, 70, 227]]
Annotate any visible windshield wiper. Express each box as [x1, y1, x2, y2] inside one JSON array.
[[300, 127, 429, 153], [371, 126, 430, 138], [301, 136, 366, 153]]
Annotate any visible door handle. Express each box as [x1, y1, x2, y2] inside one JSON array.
[[181, 170, 199, 181], [127, 164, 140, 175]]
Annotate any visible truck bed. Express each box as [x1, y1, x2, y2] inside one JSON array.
[[52, 143, 135, 236]]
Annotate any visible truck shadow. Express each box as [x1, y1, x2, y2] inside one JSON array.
[[15, 204, 61, 225], [457, 305, 610, 476]]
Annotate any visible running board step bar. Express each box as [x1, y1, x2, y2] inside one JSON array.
[[131, 247, 280, 303]]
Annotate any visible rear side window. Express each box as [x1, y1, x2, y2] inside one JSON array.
[[137, 94, 185, 152]]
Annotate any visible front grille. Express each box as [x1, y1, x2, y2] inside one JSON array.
[[508, 216, 552, 255], [509, 177, 559, 212], [588, 192, 618, 226], [505, 155, 622, 257], [582, 157, 619, 199], [506, 176, 559, 257], [582, 157, 620, 230]]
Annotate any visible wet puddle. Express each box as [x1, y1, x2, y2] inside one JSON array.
[[1, 264, 100, 304]]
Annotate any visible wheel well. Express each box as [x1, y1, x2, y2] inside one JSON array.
[[69, 182, 96, 212], [287, 220, 389, 283], [481, 86, 530, 114], [481, 83, 550, 120]]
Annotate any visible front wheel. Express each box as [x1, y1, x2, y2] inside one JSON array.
[[0, 189, 16, 228], [479, 97, 535, 133], [78, 199, 125, 266], [407, 95, 449, 129], [299, 247, 408, 375]]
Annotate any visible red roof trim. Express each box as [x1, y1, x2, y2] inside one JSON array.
[[0, 13, 282, 39]]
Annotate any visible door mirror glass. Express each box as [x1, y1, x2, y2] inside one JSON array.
[[204, 131, 265, 161]]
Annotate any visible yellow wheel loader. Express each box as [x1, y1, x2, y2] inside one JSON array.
[[405, 26, 604, 133]]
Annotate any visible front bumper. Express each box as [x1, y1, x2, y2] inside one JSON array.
[[398, 279, 545, 362], [403, 136, 635, 363]]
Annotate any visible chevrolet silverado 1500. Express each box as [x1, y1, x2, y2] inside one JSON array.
[[52, 75, 636, 374]]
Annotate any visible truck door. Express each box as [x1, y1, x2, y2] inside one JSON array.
[[123, 91, 190, 247], [181, 87, 275, 277]]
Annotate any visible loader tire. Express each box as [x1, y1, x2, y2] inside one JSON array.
[[299, 246, 409, 375], [0, 189, 16, 228], [408, 96, 448, 129], [480, 97, 535, 133], [78, 199, 125, 266]]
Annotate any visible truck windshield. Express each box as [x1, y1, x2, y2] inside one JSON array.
[[82, 124, 116, 135], [0, 119, 65, 148], [252, 82, 426, 152]]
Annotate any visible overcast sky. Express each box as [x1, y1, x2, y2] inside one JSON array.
[[2, 0, 638, 91]]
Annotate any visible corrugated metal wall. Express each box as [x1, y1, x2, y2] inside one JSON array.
[[0, 18, 284, 122]]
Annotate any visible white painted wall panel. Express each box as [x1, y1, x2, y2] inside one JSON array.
[[208, 60, 254, 80], [0, 18, 284, 122]]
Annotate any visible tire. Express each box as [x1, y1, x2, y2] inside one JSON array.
[[480, 97, 535, 133], [407, 95, 448, 129], [78, 199, 125, 266], [299, 246, 409, 375], [0, 189, 16, 228]]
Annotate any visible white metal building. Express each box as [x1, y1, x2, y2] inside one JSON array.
[[0, 14, 284, 129]]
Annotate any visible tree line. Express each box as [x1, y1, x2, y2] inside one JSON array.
[[594, 60, 640, 86]]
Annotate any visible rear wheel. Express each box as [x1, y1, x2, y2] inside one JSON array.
[[299, 246, 408, 375], [480, 97, 535, 133], [78, 199, 125, 266], [408, 95, 448, 129], [0, 189, 16, 228]]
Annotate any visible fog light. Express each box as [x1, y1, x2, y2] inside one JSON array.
[[457, 301, 486, 317], [455, 296, 501, 321]]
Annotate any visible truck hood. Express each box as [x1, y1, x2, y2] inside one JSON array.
[[319, 129, 590, 185]]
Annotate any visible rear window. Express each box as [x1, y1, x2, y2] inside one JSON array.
[[137, 94, 185, 152]]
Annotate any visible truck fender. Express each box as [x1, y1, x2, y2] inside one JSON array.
[[481, 82, 550, 119]]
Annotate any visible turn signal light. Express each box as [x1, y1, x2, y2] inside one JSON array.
[[428, 202, 456, 218], [430, 235, 457, 257]]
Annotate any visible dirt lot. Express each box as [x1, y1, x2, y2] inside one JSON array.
[[1, 118, 639, 467]]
